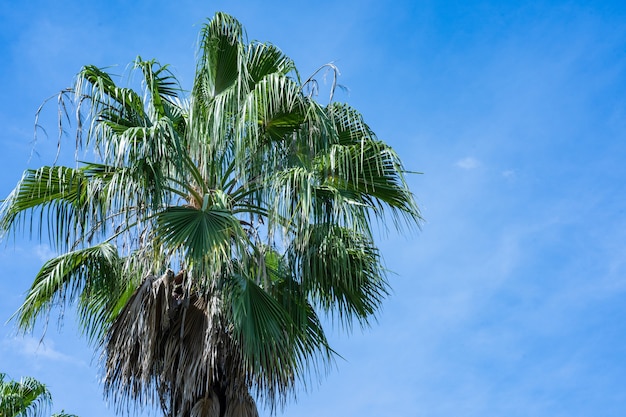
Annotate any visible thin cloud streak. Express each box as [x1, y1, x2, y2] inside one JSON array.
[[456, 156, 481, 170], [2, 335, 88, 367]]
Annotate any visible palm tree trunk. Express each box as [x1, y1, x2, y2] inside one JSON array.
[[105, 271, 259, 417]]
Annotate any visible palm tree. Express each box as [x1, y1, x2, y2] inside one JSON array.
[[0, 373, 77, 417], [1, 12, 420, 417]]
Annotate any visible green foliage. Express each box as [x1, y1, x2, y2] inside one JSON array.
[[0, 374, 77, 417], [1, 11, 421, 416]]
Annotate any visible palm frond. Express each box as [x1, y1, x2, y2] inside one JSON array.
[[227, 272, 297, 401], [75, 65, 147, 148], [0, 165, 110, 251], [13, 243, 122, 342], [156, 205, 245, 267], [135, 58, 182, 116], [197, 12, 245, 97], [246, 42, 295, 85], [0, 374, 52, 417], [291, 224, 389, 328]]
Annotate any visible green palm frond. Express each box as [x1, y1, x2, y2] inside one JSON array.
[[14, 243, 122, 341], [322, 103, 421, 226], [228, 273, 296, 388], [246, 42, 295, 85], [76, 65, 147, 143], [0, 165, 110, 251], [270, 273, 334, 376], [0, 374, 52, 417], [318, 140, 418, 221], [197, 12, 245, 97], [243, 72, 306, 145], [156, 205, 245, 267], [135, 58, 181, 116], [266, 166, 316, 236], [291, 224, 389, 328]]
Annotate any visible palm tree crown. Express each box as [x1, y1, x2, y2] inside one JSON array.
[[1, 12, 420, 417], [0, 373, 77, 417]]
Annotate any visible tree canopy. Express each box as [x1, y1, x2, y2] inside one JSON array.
[[0, 373, 77, 417], [1, 12, 420, 417]]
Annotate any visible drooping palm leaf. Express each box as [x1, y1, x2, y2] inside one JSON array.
[[290, 224, 389, 328], [14, 243, 122, 341], [0, 165, 108, 251]]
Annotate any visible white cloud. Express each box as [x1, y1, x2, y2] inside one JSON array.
[[3, 336, 86, 366], [502, 169, 516, 178], [456, 157, 480, 169], [34, 244, 56, 262]]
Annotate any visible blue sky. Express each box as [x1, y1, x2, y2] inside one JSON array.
[[1, 1, 626, 416]]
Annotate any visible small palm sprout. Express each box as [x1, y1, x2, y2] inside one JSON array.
[[1, 12, 420, 417]]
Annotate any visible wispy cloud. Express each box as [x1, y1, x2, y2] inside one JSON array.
[[3, 336, 87, 367], [502, 169, 516, 178], [33, 244, 56, 262], [456, 157, 480, 170]]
